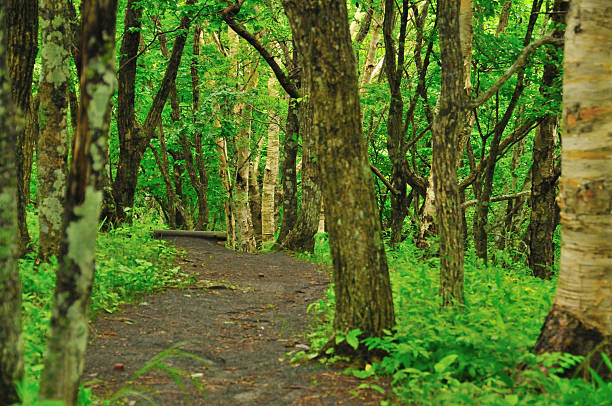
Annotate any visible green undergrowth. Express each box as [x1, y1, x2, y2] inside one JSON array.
[[18, 213, 192, 404], [301, 236, 612, 405]]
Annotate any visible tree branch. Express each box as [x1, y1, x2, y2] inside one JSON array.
[[462, 191, 530, 208], [369, 163, 399, 195], [469, 34, 563, 109], [222, 2, 299, 98]]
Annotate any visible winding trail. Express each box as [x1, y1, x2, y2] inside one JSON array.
[[83, 236, 389, 405]]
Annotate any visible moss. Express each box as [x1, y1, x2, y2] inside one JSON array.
[[39, 196, 63, 232], [66, 186, 102, 273]]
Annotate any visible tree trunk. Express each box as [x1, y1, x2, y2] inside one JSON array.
[[6, 0, 38, 256], [534, 0, 612, 378], [283, 0, 395, 347], [472, 0, 542, 263], [360, 4, 383, 90], [189, 25, 209, 230], [249, 133, 264, 244], [38, 1, 118, 403], [37, 0, 71, 262], [261, 77, 282, 243], [277, 96, 299, 243], [528, 0, 566, 279], [281, 93, 321, 253], [228, 27, 257, 253], [112, 0, 141, 224], [434, 0, 466, 307], [0, 12, 24, 402], [418, 0, 473, 249], [113, 0, 193, 224]]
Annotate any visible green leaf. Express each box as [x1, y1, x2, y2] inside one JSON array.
[[346, 329, 362, 350], [434, 354, 458, 374]]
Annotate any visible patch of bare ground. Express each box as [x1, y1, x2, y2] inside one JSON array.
[[83, 236, 392, 405]]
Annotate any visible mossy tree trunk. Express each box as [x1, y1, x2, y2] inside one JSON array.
[[37, 0, 71, 262], [0, 9, 24, 402], [6, 0, 37, 257], [38, 0, 118, 403], [283, 0, 395, 344], [534, 0, 612, 379], [528, 0, 566, 279]]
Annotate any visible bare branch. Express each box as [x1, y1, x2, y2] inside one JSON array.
[[462, 191, 530, 208]]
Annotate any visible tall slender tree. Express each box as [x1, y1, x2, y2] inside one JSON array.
[[38, 0, 118, 402], [433, 0, 466, 306], [527, 0, 567, 279], [37, 0, 71, 262], [6, 0, 37, 256], [0, 5, 23, 402], [283, 0, 395, 348], [534, 0, 611, 378]]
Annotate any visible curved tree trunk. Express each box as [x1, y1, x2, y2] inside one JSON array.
[[534, 0, 611, 378], [0, 11, 23, 401], [283, 0, 395, 345], [7, 0, 38, 256], [38, 0, 118, 402]]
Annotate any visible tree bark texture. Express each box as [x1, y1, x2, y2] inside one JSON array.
[[6, 0, 37, 256], [0, 11, 24, 402], [534, 0, 612, 378], [433, 0, 466, 306], [528, 0, 566, 279], [38, 0, 118, 403], [283, 0, 395, 341], [37, 0, 71, 262]]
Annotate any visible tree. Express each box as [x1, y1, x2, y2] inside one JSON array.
[[283, 0, 395, 347], [527, 0, 567, 279], [38, 0, 118, 402], [6, 0, 37, 256], [534, 0, 611, 378], [37, 0, 71, 262], [0, 5, 23, 402], [112, 0, 194, 225], [432, 0, 466, 306]]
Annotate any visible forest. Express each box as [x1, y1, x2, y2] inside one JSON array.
[[0, 0, 610, 404]]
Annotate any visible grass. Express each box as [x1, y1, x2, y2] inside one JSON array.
[[302, 235, 612, 405], [18, 211, 193, 405]]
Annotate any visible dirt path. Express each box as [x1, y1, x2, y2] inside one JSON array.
[[83, 236, 390, 405]]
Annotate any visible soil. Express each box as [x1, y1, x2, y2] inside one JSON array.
[[83, 236, 392, 405]]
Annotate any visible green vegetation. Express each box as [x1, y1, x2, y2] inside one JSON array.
[[18, 212, 187, 404], [301, 237, 612, 405]]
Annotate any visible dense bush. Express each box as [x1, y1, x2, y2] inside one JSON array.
[[303, 237, 612, 405]]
